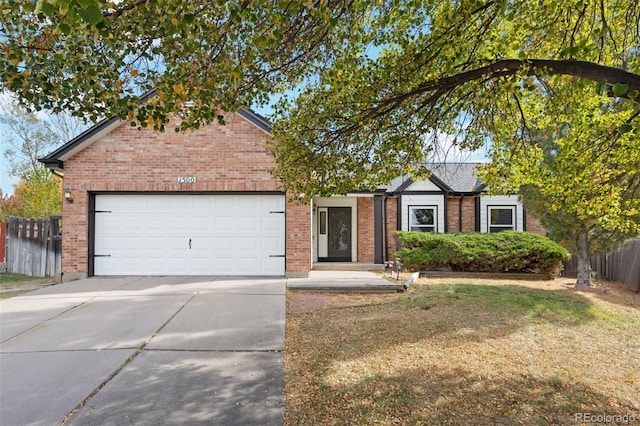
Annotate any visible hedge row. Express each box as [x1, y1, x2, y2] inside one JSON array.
[[394, 231, 570, 275]]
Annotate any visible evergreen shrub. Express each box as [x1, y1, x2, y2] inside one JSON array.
[[394, 231, 570, 275]]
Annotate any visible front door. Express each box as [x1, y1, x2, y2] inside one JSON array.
[[322, 207, 352, 261]]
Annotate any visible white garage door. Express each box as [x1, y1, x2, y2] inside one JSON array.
[[93, 194, 285, 276]]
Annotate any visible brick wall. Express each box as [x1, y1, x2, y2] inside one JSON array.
[[61, 113, 310, 277], [525, 213, 547, 235], [286, 202, 311, 276], [385, 196, 398, 260], [447, 196, 477, 232], [357, 197, 375, 262]]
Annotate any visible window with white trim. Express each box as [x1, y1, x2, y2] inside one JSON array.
[[409, 206, 437, 232], [488, 206, 515, 232]]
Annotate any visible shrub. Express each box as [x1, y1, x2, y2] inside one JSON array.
[[394, 231, 570, 275]]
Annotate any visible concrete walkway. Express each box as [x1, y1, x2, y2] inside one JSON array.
[[0, 276, 285, 426], [287, 270, 404, 292]]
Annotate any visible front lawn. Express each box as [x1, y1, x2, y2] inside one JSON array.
[[285, 278, 640, 425], [0, 273, 56, 300]]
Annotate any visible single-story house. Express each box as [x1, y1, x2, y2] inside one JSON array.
[[41, 106, 544, 280]]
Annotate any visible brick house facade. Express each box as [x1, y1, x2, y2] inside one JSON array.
[[43, 110, 311, 279], [42, 106, 544, 280]]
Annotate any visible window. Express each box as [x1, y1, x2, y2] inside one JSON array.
[[409, 206, 436, 232], [488, 206, 515, 232], [319, 211, 327, 235]]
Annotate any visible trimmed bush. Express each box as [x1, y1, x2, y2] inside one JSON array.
[[394, 231, 570, 275]]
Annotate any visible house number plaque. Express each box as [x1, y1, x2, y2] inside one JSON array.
[[177, 176, 197, 184]]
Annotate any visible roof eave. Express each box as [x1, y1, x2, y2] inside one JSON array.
[[238, 108, 272, 134], [39, 90, 273, 169], [40, 116, 125, 170]]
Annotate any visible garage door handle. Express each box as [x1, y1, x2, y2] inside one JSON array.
[[269, 255, 285, 258], [189, 238, 191, 249]]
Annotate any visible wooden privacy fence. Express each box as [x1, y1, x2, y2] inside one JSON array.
[[5, 216, 62, 277], [564, 239, 640, 291], [0, 221, 6, 262]]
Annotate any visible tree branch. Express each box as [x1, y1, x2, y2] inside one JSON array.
[[104, 0, 151, 19], [416, 59, 640, 98], [359, 59, 640, 124]]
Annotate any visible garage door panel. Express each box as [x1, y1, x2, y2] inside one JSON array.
[[191, 215, 215, 232], [261, 215, 282, 227], [146, 216, 167, 231], [237, 237, 258, 251], [213, 236, 236, 251], [214, 216, 236, 234], [191, 257, 214, 274], [261, 195, 284, 210], [145, 236, 168, 250], [192, 196, 214, 210], [237, 196, 261, 210], [96, 235, 121, 251], [261, 237, 282, 251], [145, 257, 171, 274], [238, 217, 260, 232], [94, 194, 285, 276], [98, 214, 122, 230], [146, 197, 168, 210], [261, 258, 284, 276], [119, 196, 146, 212]]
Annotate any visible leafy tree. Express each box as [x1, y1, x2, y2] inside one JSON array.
[[2, 0, 639, 287], [478, 83, 640, 287], [1, 100, 59, 178], [46, 109, 89, 145], [269, 1, 640, 196], [1, 0, 365, 129], [1, 1, 638, 141], [0, 165, 62, 220], [518, 185, 638, 287]]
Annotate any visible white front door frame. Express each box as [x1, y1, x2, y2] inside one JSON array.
[[312, 196, 358, 263]]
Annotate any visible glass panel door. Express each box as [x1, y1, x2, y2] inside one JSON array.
[[327, 207, 352, 261]]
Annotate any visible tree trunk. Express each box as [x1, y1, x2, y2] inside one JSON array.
[[575, 232, 591, 287]]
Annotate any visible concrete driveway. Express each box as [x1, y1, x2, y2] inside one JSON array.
[[0, 276, 285, 426]]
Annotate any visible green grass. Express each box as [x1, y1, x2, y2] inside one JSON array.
[[0, 273, 55, 300], [408, 281, 640, 329], [0, 272, 42, 287]]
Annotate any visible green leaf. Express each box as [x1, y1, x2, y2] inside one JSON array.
[[612, 83, 629, 96], [595, 81, 607, 95], [77, 0, 97, 7], [40, 2, 56, 17], [58, 23, 71, 35], [619, 123, 633, 134], [79, 5, 103, 25]]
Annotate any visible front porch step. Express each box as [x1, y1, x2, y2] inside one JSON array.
[[312, 262, 385, 272]]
